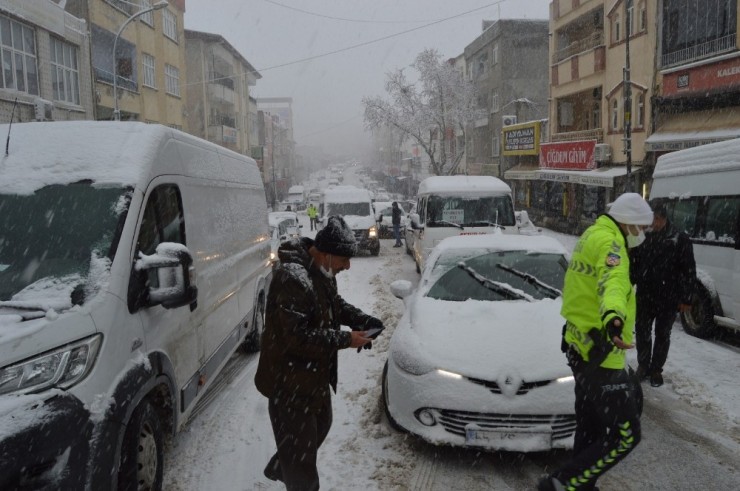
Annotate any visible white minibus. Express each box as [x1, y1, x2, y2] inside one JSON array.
[[650, 139, 740, 338]]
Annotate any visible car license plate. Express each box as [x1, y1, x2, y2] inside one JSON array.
[[465, 427, 552, 450]]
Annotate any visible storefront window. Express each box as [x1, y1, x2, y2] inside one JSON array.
[[514, 181, 529, 208], [582, 186, 606, 219], [531, 181, 547, 211], [547, 182, 565, 215]]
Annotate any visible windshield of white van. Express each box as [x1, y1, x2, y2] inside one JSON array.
[[426, 195, 515, 227], [327, 202, 372, 217], [0, 183, 131, 303]]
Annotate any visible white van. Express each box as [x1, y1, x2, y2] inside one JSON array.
[[650, 139, 740, 338], [318, 185, 379, 255], [408, 176, 520, 272], [0, 122, 272, 489]]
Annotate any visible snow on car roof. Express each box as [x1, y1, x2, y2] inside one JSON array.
[[417, 176, 511, 195], [323, 185, 371, 202], [0, 121, 168, 195], [654, 138, 740, 178], [430, 233, 567, 262], [268, 211, 298, 226]]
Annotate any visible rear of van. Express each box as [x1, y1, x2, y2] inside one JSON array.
[[0, 122, 271, 489], [408, 176, 517, 272], [650, 139, 740, 338]]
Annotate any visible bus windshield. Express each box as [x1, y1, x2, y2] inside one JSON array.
[[426, 195, 515, 227]]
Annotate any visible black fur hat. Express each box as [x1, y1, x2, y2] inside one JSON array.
[[315, 215, 357, 257]]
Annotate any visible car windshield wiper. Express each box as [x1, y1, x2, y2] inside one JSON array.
[[456, 262, 533, 302], [0, 302, 50, 320], [496, 264, 562, 299], [429, 220, 464, 229]]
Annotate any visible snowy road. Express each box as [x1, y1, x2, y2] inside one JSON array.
[[164, 179, 740, 490]]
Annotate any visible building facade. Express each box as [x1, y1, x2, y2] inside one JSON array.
[[257, 97, 296, 197], [0, 0, 94, 123], [184, 29, 260, 154], [506, 0, 657, 234], [646, 0, 740, 194], [463, 19, 550, 178], [67, 0, 187, 126]]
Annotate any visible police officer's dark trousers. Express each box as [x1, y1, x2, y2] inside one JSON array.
[[552, 354, 641, 490], [635, 296, 676, 374], [265, 391, 332, 491]]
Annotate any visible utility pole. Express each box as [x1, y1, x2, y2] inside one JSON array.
[[623, 0, 633, 192]]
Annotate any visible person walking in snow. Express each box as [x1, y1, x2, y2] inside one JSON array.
[[391, 201, 403, 247], [538, 193, 649, 491], [630, 203, 696, 387], [307, 203, 318, 231], [255, 215, 384, 491]]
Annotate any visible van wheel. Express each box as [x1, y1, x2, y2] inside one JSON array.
[[370, 243, 380, 256], [680, 285, 717, 339], [382, 362, 404, 432], [244, 295, 266, 352], [118, 399, 164, 491]]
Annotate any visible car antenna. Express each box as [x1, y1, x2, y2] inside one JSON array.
[[5, 97, 18, 156]]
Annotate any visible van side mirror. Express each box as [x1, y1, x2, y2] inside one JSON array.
[[132, 242, 198, 311], [390, 280, 414, 299]]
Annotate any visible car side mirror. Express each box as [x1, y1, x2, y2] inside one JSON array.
[[132, 242, 198, 311], [390, 280, 414, 299], [409, 213, 421, 229]]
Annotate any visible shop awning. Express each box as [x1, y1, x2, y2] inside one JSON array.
[[505, 165, 639, 188], [503, 164, 539, 180], [645, 109, 740, 152], [537, 166, 640, 188]]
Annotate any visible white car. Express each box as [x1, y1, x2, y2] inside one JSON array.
[[268, 211, 302, 264], [383, 233, 576, 452]]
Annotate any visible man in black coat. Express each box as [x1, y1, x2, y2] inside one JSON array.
[[631, 203, 696, 387], [255, 216, 383, 490], [391, 201, 403, 247]]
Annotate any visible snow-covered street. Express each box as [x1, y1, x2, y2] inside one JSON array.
[[164, 209, 740, 491]]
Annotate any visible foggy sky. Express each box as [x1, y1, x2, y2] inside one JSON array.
[[184, 0, 551, 158]]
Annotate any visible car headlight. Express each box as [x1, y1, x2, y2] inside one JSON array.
[[0, 334, 102, 396], [368, 226, 378, 238], [269, 251, 277, 262], [392, 349, 434, 375]]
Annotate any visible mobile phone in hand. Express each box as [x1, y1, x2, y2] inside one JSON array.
[[364, 327, 384, 338]]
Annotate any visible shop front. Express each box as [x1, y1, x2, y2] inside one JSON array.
[[504, 139, 639, 234]]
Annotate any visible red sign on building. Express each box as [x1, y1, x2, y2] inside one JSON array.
[[539, 140, 596, 170], [663, 55, 740, 96]]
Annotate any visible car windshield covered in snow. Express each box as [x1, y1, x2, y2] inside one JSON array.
[[426, 195, 515, 227], [327, 202, 372, 216], [0, 182, 130, 302], [426, 250, 567, 302]]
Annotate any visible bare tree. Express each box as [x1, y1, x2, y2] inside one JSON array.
[[363, 49, 478, 176]]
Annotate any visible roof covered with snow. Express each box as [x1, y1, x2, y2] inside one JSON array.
[[417, 176, 511, 195], [432, 233, 567, 257], [323, 185, 372, 202], [0, 122, 170, 195], [268, 211, 299, 226]]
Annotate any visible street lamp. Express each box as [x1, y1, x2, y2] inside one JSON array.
[[112, 0, 169, 121]]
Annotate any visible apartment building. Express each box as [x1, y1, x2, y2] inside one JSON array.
[[0, 0, 94, 123], [67, 0, 187, 126], [646, 0, 740, 192], [463, 19, 549, 178], [184, 29, 260, 154], [508, 0, 657, 233], [257, 97, 297, 193]]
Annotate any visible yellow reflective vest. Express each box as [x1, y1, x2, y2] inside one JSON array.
[[561, 215, 635, 369]]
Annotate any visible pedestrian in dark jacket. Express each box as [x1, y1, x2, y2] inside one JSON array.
[[255, 215, 384, 491], [630, 203, 696, 387], [391, 201, 403, 247]]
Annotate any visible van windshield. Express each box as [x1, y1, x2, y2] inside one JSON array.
[[426, 195, 515, 227], [0, 183, 131, 302], [327, 202, 371, 217]]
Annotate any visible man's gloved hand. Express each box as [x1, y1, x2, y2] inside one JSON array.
[[364, 316, 384, 336], [604, 317, 634, 349]]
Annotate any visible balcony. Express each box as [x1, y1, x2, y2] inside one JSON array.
[[553, 31, 605, 64], [661, 33, 737, 68], [208, 124, 239, 145], [551, 128, 604, 143], [208, 71, 235, 91], [207, 82, 235, 104]]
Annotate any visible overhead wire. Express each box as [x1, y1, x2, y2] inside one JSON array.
[[262, 0, 451, 24]]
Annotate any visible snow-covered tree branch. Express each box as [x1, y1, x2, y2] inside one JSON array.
[[362, 49, 478, 176]]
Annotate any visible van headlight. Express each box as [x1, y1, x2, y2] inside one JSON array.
[[392, 349, 434, 376], [0, 334, 102, 396], [368, 226, 378, 238]]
